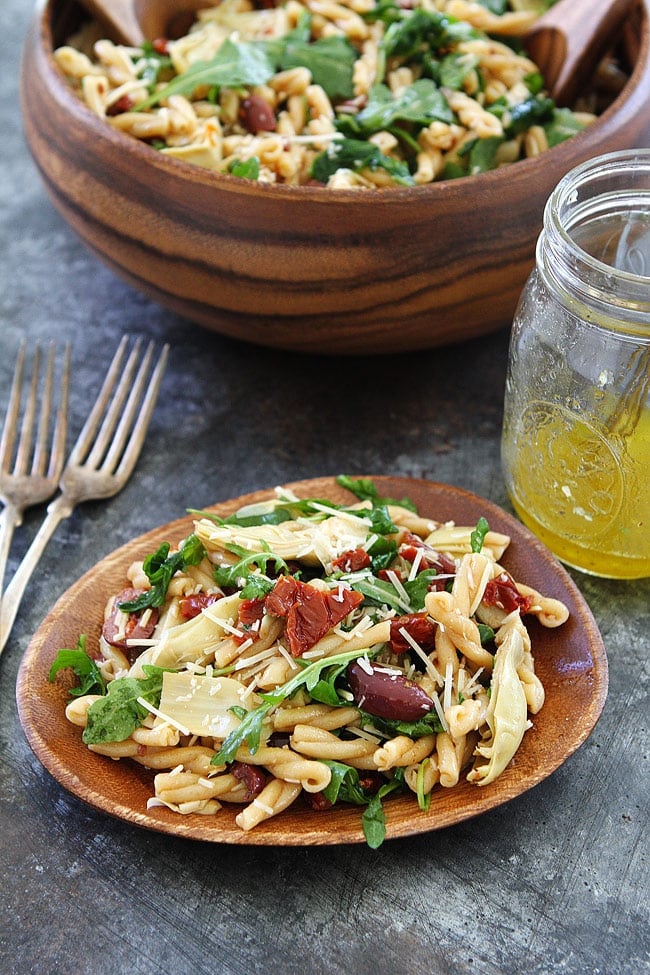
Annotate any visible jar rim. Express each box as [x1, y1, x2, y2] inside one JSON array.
[[544, 148, 650, 286]]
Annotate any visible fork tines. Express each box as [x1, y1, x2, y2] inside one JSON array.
[[71, 336, 169, 478], [0, 341, 70, 484]]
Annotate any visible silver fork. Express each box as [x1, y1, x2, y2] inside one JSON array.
[[0, 335, 169, 655], [0, 342, 70, 597]]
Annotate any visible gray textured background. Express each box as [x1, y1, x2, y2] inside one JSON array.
[[1, 3, 648, 974]]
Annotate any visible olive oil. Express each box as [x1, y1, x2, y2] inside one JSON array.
[[505, 402, 650, 578]]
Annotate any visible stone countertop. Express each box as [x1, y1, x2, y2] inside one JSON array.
[[1, 4, 648, 974]]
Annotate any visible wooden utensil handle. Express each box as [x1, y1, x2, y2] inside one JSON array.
[[78, 0, 145, 46], [526, 0, 636, 106]]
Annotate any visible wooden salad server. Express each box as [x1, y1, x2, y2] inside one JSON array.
[[76, 0, 211, 47], [524, 0, 636, 106]]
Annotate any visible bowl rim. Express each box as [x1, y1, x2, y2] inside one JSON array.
[[28, 0, 650, 206]]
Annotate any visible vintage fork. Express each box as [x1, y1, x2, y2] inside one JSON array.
[[0, 342, 70, 598], [0, 335, 169, 655]]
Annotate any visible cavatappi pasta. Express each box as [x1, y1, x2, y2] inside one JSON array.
[[51, 477, 569, 846], [52, 0, 603, 188]]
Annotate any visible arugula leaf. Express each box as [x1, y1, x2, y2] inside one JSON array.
[[402, 568, 440, 611], [212, 648, 377, 764], [367, 536, 399, 573], [311, 138, 415, 186], [277, 34, 356, 101], [467, 135, 503, 175], [137, 43, 173, 87], [505, 95, 555, 136], [362, 772, 405, 848], [119, 534, 206, 612], [360, 709, 444, 739], [470, 516, 490, 553], [135, 39, 276, 110], [343, 573, 411, 613], [321, 761, 369, 805], [382, 9, 478, 61], [346, 80, 454, 135], [336, 475, 417, 512], [82, 665, 167, 744], [49, 635, 106, 697], [229, 157, 261, 180], [543, 107, 591, 148], [320, 761, 405, 847], [477, 622, 496, 647], [305, 659, 352, 706], [438, 52, 479, 90], [212, 543, 290, 598]]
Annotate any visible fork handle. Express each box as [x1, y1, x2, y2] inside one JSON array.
[[0, 494, 75, 656], [0, 503, 23, 599]]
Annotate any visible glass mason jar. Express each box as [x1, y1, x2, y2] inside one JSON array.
[[501, 149, 650, 579]]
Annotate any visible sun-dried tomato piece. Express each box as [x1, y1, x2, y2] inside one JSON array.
[[265, 576, 364, 657], [390, 612, 437, 654], [178, 591, 222, 619], [234, 597, 266, 643], [482, 573, 533, 614], [106, 95, 135, 116], [102, 588, 159, 653], [332, 548, 371, 572]]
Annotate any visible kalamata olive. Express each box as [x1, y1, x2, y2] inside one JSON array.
[[239, 95, 276, 134], [347, 661, 434, 722], [231, 761, 267, 800]]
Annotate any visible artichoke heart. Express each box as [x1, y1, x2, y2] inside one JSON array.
[[467, 618, 529, 786], [194, 512, 372, 567]]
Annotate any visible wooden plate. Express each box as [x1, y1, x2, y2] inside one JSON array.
[[16, 477, 608, 845]]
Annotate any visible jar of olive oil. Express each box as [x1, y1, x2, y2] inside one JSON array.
[[502, 150, 650, 579]]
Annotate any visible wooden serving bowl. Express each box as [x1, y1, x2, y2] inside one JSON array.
[[20, 0, 650, 354]]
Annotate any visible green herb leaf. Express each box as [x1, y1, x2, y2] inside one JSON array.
[[470, 516, 490, 553], [82, 665, 167, 744], [320, 761, 368, 805], [438, 52, 479, 90], [229, 157, 261, 180], [49, 635, 106, 697], [212, 648, 376, 764], [278, 34, 356, 101], [343, 573, 412, 613], [402, 568, 440, 611], [135, 39, 275, 110], [119, 534, 207, 612], [477, 622, 496, 647], [382, 9, 478, 61], [212, 543, 290, 598], [367, 536, 399, 573], [362, 774, 404, 848], [348, 79, 454, 135], [336, 475, 417, 512], [543, 107, 591, 148], [360, 709, 444, 739], [467, 135, 503, 174], [505, 95, 555, 136], [311, 138, 415, 186]]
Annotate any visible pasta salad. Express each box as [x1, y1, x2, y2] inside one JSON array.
[[50, 476, 569, 847], [53, 0, 598, 188]]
